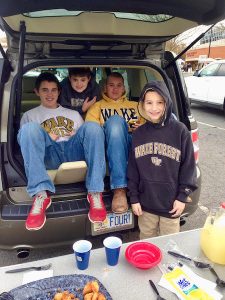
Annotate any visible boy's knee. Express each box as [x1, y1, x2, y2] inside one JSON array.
[[83, 121, 104, 137], [105, 115, 128, 131], [106, 115, 125, 126], [20, 122, 41, 133], [18, 123, 44, 141], [105, 116, 128, 137]]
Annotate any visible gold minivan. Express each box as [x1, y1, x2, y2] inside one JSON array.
[[0, 0, 224, 253]]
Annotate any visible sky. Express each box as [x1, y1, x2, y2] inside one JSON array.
[[179, 19, 225, 47]]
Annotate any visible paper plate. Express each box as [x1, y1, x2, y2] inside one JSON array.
[[125, 241, 162, 269]]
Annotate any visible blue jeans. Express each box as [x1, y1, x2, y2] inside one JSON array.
[[103, 115, 132, 190], [17, 122, 106, 196]]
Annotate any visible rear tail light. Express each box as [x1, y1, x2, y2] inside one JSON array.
[[191, 128, 199, 164]]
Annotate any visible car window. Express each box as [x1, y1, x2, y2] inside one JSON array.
[[199, 63, 219, 77], [216, 63, 225, 76], [145, 69, 158, 81], [25, 68, 66, 81], [24, 10, 173, 23]]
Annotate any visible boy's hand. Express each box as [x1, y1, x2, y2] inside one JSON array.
[[131, 203, 143, 216], [131, 121, 142, 131], [49, 132, 60, 141], [129, 119, 141, 132], [169, 200, 185, 218], [82, 96, 97, 113], [64, 130, 76, 138]]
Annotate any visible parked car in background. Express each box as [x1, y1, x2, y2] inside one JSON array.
[[185, 59, 225, 112], [0, 0, 224, 254]]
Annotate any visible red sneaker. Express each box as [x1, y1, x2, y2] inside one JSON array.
[[25, 194, 51, 231], [87, 192, 107, 223]]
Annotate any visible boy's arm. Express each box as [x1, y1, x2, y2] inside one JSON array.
[[131, 203, 143, 216], [85, 102, 101, 124], [127, 147, 141, 204], [82, 96, 97, 113], [169, 200, 186, 217], [177, 130, 198, 202], [20, 112, 29, 128]]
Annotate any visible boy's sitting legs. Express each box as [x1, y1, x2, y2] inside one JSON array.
[[17, 122, 57, 195], [26, 191, 51, 230], [66, 121, 107, 223], [103, 115, 130, 213], [112, 188, 128, 213], [18, 122, 57, 230], [18, 121, 107, 230], [87, 192, 106, 223]]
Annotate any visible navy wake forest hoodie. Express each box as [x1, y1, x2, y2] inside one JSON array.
[[127, 81, 198, 218]]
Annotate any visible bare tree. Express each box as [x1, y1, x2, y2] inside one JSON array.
[[214, 22, 225, 30], [165, 38, 186, 56], [165, 26, 207, 55], [165, 21, 225, 55]]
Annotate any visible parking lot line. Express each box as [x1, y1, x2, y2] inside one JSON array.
[[197, 121, 225, 131]]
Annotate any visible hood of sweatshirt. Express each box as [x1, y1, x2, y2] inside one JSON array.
[[102, 92, 127, 103], [138, 81, 173, 127]]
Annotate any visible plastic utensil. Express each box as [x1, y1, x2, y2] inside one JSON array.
[[167, 251, 211, 268], [125, 242, 162, 269], [209, 267, 225, 288], [174, 257, 225, 288], [149, 280, 166, 300], [5, 263, 52, 273]]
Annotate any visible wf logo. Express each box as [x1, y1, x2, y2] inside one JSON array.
[[151, 157, 162, 166]]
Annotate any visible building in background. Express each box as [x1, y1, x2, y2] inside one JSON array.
[[185, 27, 225, 71]]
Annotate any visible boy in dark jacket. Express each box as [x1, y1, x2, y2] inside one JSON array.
[[127, 81, 197, 239], [59, 67, 101, 115]]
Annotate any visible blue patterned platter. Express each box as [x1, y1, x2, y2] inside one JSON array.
[[5, 274, 112, 300]]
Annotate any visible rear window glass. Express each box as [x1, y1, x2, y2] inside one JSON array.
[[216, 63, 225, 76], [24, 10, 172, 23], [21, 66, 163, 114], [200, 63, 220, 76]]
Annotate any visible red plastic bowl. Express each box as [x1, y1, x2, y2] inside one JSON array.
[[125, 242, 162, 269]]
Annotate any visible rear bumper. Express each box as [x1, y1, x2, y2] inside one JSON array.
[[0, 166, 201, 249], [0, 195, 110, 249], [0, 194, 137, 249]]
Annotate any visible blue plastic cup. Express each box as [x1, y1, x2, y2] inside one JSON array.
[[72, 240, 92, 270], [103, 236, 122, 266]]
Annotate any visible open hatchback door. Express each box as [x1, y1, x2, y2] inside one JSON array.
[[0, 0, 225, 60]]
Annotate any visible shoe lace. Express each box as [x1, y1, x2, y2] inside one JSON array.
[[31, 195, 45, 215], [90, 193, 103, 209]]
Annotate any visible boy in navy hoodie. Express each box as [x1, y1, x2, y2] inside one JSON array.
[[127, 81, 197, 239], [59, 67, 101, 116]]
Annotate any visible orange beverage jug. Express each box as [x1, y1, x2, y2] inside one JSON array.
[[200, 203, 225, 264]]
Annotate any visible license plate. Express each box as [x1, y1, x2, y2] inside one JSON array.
[[91, 210, 134, 236]]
